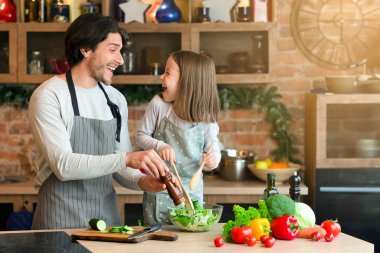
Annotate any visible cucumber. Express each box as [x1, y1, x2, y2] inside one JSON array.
[[89, 218, 107, 231]]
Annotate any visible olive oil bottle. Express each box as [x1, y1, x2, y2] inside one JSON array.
[[263, 172, 279, 200]]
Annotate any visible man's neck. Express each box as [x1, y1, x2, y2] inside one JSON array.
[[69, 65, 98, 88]]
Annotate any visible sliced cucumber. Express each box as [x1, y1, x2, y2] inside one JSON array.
[[89, 218, 107, 231]]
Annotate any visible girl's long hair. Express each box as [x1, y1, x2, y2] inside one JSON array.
[[171, 51, 220, 123]]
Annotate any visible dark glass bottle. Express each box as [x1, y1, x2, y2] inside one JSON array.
[[263, 172, 279, 200], [289, 171, 301, 202], [161, 173, 185, 206], [38, 0, 47, 22]]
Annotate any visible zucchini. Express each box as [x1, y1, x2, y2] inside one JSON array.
[[89, 218, 107, 231]]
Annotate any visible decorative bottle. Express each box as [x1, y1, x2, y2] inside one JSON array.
[[161, 173, 185, 206], [263, 172, 279, 200], [29, 51, 44, 74], [116, 41, 136, 74], [0, 0, 17, 22], [155, 0, 182, 23], [289, 171, 301, 202]]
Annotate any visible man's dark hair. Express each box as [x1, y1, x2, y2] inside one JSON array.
[[64, 13, 129, 67]]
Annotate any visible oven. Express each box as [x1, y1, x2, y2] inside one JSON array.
[[315, 169, 380, 252]]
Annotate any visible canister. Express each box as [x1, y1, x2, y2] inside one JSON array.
[[51, 3, 70, 23], [82, 2, 100, 14]]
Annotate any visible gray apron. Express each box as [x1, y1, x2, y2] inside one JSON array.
[[32, 70, 122, 229], [143, 106, 205, 225]]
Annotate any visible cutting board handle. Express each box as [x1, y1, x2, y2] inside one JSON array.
[[128, 232, 178, 243]]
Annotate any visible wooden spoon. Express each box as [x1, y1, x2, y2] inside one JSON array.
[[171, 162, 194, 213], [189, 141, 215, 191]]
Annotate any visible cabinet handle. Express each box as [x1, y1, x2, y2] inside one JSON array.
[[320, 186, 380, 193]]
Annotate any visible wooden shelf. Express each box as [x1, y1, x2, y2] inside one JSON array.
[[1, 22, 277, 85], [0, 23, 18, 83]]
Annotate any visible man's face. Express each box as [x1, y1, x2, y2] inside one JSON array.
[[85, 33, 124, 85]]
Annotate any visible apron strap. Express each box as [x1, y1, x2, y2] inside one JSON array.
[[166, 105, 172, 117], [66, 70, 80, 116], [98, 83, 121, 142]]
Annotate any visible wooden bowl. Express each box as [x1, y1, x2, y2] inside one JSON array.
[[248, 163, 301, 184], [325, 76, 357, 94]]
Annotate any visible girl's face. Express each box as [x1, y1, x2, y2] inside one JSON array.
[[160, 56, 180, 102]]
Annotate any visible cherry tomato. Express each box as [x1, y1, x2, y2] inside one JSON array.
[[321, 220, 341, 237], [231, 226, 252, 244], [214, 237, 224, 247], [260, 234, 270, 243], [311, 231, 321, 241], [324, 233, 334, 242], [264, 236, 275, 248], [246, 236, 256, 247]]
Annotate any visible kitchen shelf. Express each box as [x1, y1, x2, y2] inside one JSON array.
[[2, 21, 277, 85], [304, 92, 380, 209], [0, 23, 17, 83], [17, 23, 69, 84]]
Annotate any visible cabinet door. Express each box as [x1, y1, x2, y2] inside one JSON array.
[[17, 23, 69, 84], [114, 23, 190, 85], [0, 23, 17, 83], [190, 22, 277, 84]]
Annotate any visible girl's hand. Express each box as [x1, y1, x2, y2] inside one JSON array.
[[158, 146, 176, 165], [201, 152, 217, 169]]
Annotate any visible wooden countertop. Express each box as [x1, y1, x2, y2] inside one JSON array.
[[0, 174, 308, 196], [0, 223, 373, 253]]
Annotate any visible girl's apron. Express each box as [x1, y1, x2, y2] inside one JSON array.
[[143, 107, 205, 225], [32, 70, 122, 229]]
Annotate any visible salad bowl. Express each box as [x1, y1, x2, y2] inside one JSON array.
[[168, 204, 223, 232]]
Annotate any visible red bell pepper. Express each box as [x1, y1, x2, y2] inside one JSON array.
[[270, 215, 300, 240]]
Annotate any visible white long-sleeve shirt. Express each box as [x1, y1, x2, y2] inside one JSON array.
[[136, 95, 221, 170], [28, 76, 144, 190]]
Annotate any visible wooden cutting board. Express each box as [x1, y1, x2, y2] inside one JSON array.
[[71, 227, 178, 243]]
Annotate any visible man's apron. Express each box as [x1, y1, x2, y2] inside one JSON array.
[[32, 70, 122, 229], [143, 107, 205, 225]]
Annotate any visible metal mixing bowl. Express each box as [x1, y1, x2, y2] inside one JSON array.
[[219, 149, 255, 181]]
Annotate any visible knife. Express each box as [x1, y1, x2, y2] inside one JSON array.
[[127, 223, 162, 240]]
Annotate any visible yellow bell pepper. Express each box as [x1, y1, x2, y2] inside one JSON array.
[[250, 218, 271, 240]]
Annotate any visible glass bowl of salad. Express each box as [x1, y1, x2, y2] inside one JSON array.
[[168, 203, 223, 232]]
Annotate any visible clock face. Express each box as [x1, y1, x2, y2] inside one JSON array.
[[291, 0, 380, 69]]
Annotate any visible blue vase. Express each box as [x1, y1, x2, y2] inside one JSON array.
[[156, 0, 182, 23]]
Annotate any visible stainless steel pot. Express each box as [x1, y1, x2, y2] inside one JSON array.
[[219, 149, 255, 181]]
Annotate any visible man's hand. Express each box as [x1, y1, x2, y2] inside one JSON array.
[[138, 171, 180, 192], [158, 145, 176, 165], [125, 149, 168, 178], [138, 175, 166, 192]]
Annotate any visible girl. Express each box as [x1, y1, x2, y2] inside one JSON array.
[[136, 51, 221, 225]]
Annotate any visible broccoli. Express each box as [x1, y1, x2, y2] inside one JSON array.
[[266, 194, 296, 219]]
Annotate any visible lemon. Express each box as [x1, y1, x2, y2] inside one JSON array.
[[255, 160, 269, 169]]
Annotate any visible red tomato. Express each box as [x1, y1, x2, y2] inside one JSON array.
[[264, 236, 275, 248], [214, 237, 224, 247], [324, 233, 334, 242], [311, 231, 321, 241], [246, 236, 256, 247], [321, 220, 341, 237], [231, 226, 252, 244], [260, 235, 270, 243]]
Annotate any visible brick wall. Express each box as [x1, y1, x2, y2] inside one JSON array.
[[0, 0, 357, 175]]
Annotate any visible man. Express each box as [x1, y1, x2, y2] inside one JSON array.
[[28, 13, 174, 229]]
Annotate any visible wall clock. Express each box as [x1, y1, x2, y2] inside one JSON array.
[[291, 0, 380, 70]]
